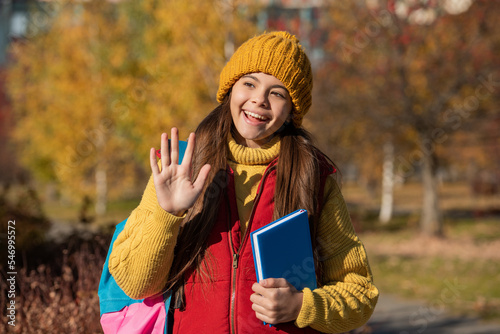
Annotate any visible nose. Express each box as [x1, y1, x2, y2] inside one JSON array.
[[251, 90, 269, 108]]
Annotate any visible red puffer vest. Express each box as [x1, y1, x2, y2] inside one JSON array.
[[172, 158, 334, 334]]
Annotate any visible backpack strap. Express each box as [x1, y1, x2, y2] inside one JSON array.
[[155, 140, 188, 162]]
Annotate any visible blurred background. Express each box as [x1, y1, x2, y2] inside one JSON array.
[[0, 0, 499, 333]]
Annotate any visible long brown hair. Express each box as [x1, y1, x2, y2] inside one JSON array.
[[165, 94, 336, 306]]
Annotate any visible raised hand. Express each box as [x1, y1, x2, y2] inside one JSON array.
[[250, 278, 304, 325], [150, 128, 211, 216]]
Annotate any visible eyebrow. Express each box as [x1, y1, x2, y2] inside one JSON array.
[[242, 74, 289, 93]]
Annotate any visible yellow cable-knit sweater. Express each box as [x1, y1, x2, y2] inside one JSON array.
[[109, 136, 378, 333]]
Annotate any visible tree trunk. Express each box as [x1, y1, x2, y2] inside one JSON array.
[[222, 0, 235, 61], [420, 140, 443, 237], [95, 164, 107, 216], [379, 140, 394, 224]]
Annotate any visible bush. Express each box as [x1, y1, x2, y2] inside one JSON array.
[[1, 233, 111, 333]]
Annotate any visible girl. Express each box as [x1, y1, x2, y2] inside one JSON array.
[[109, 31, 378, 333]]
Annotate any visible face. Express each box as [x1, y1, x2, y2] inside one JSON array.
[[230, 72, 293, 148]]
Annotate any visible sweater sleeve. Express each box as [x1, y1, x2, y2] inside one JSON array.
[[108, 173, 184, 299], [294, 176, 379, 333]]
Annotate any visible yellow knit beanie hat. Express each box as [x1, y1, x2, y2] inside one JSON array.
[[217, 31, 313, 127]]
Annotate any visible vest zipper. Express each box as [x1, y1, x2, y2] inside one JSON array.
[[228, 221, 238, 334], [228, 165, 275, 334], [227, 195, 238, 334], [232, 253, 238, 268]]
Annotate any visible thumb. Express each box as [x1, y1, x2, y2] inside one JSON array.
[[193, 164, 211, 191]]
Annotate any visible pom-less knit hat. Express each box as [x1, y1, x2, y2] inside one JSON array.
[[216, 31, 313, 127]]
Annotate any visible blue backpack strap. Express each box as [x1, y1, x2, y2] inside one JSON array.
[[155, 140, 188, 161], [164, 291, 172, 334], [98, 219, 144, 316]]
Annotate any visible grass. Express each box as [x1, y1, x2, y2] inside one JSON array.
[[445, 217, 500, 243], [368, 253, 500, 321]]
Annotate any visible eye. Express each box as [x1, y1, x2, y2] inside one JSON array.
[[243, 82, 255, 88], [271, 91, 286, 99]]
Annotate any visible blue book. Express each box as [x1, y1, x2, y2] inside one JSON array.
[[250, 209, 317, 291]]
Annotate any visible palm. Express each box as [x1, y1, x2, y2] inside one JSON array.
[[150, 129, 211, 216]]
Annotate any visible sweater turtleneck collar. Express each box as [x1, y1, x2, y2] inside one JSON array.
[[227, 135, 281, 165]]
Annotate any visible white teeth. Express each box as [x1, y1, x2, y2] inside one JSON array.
[[244, 110, 267, 121]]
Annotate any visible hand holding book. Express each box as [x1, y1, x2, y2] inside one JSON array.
[[250, 278, 304, 325]]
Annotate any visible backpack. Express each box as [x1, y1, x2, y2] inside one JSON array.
[[98, 219, 172, 334], [98, 140, 187, 334]]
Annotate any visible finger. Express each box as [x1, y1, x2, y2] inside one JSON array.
[[254, 311, 276, 325], [252, 278, 292, 299], [150, 147, 160, 176], [193, 164, 211, 192], [251, 302, 270, 317], [251, 282, 267, 296], [160, 133, 170, 168], [181, 132, 196, 168], [260, 278, 289, 289], [250, 293, 273, 316], [170, 127, 179, 164]]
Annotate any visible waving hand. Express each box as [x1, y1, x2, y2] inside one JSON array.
[[150, 128, 211, 216]]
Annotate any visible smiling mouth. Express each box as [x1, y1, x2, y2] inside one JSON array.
[[244, 110, 269, 121]]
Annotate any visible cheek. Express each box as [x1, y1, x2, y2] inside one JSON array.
[[276, 104, 292, 123], [230, 100, 241, 122], [230, 91, 246, 112], [229, 95, 239, 113], [230, 86, 247, 102]]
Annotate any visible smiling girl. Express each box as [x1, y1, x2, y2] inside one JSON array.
[[109, 31, 378, 334], [230, 73, 292, 148]]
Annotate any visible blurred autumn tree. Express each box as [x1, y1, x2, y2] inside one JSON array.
[[312, 0, 499, 236], [7, 0, 258, 216]]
